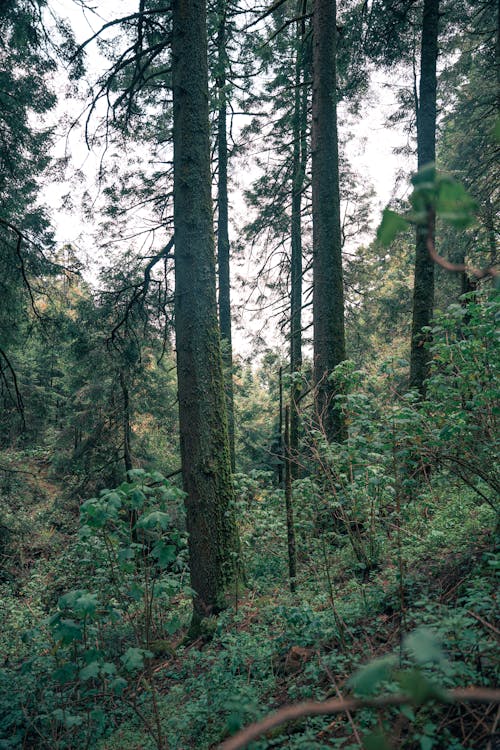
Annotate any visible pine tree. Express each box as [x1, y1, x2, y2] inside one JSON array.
[[409, 0, 440, 395], [0, 0, 57, 433], [172, 0, 241, 629], [311, 0, 347, 441], [215, 0, 236, 472]]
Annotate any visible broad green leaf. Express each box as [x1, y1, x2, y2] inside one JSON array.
[[65, 714, 85, 729], [52, 709, 84, 728], [52, 663, 78, 684], [127, 582, 144, 601], [436, 179, 476, 228], [90, 707, 106, 731], [118, 547, 135, 564], [166, 616, 182, 635], [404, 628, 445, 666], [136, 510, 170, 530], [129, 488, 146, 509], [396, 669, 448, 705], [79, 661, 100, 681], [73, 591, 98, 616], [101, 662, 117, 676], [363, 730, 391, 750], [411, 164, 436, 189], [348, 655, 396, 696], [151, 541, 177, 567], [149, 471, 165, 483], [53, 619, 83, 645], [120, 647, 153, 672], [420, 736, 435, 750], [377, 209, 409, 247], [58, 589, 86, 610], [110, 677, 128, 695], [103, 491, 123, 508]]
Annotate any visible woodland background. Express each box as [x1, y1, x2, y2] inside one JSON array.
[[0, 0, 498, 748]]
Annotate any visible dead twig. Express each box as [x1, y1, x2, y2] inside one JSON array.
[[321, 658, 362, 747], [466, 610, 500, 638]]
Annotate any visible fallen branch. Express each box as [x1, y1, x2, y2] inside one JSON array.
[[218, 688, 500, 750], [0, 465, 37, 476], [466, 610, 500, 638]]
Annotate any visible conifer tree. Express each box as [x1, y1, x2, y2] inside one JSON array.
[[172, 0, 241, 629], [0, 0, 58, 432], [409, 0, 440, 395], [311, 0, 347, 441], [215, 0, 236, 471]]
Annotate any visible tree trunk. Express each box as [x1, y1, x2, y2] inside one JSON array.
[[120, 369, 133, 474], [311, 0, 347, 442], [284, 405, 297, 592], [409, 0, 439, 395], [172, 0, 240, 629], [277, 365, 283, 486], [216, 0, 236, 472], [290, 0, 307, 477]]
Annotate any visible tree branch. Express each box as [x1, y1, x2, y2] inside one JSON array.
[[425, 209, 498, 280], [218, 688, 500, 750], [72, 7, 171, 59], [0, 346, 25, 427], [110, 236, 175, 341]]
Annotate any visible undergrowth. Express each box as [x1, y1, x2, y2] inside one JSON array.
[[0, 297, 498, 749]]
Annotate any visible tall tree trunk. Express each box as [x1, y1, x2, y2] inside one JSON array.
[[120, 369, 137, 540], [172, 0, 240, 630], [409, 0, 439, 395], [216, 0, 236, 472], [290, 0, 307, 477], [277, 365, 283, 486], [311, 0, 347, 442], [120, 369, 133, 474], [496, 0, 500, 111], [284, 405, 297, 592]]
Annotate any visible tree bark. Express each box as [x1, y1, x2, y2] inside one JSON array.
[[216, 0, 236, 472], [120, 369, 133, 474], [284, 405, 297, 592], [277, 365, 283, 486], [311, 0, 347, 442], [172, 0, 240, 628], [409, 0, 439, 395], [290, 0, 307, 477]]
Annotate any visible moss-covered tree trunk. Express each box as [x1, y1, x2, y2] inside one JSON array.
[[216, 0, 236, 472], [409, 0, 439, 395], [119, 369, 133, 474], [172, 0, 240, 628], [311, 0, 347, 442], [290, 0, 308, 478]]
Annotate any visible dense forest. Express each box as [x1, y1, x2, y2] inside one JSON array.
[[0, 0, 498, 748]]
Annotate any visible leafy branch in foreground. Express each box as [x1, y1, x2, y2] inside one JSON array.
[[377, 166, 498, 281], [220, 627, 500, 749], [219, 687, 500, 750]]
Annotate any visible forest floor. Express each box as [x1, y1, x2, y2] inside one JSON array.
[[1, 453, 498, 749]]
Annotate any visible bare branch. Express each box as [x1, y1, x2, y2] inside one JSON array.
[[219, 688, 500, 750], [425, 209, 498, 280]]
